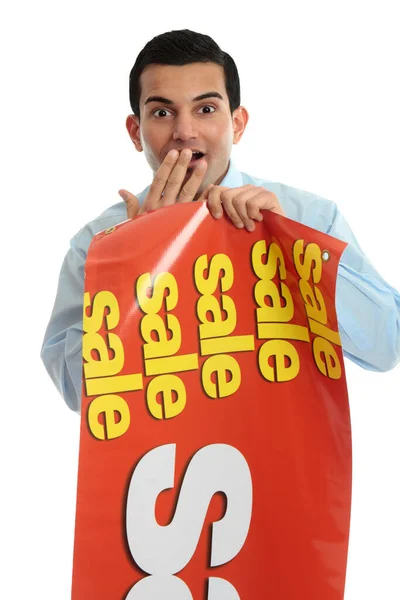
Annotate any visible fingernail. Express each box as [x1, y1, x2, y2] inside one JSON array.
[[236, 222, 244, 228], [170, 149, 178, 159], [214, 211, 222, 218], [118, 190, 127, 201]]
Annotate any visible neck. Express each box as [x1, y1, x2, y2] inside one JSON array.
[[193, 161, 230, 201]]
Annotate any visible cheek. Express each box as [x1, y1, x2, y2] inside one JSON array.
[[206, 121, 234, 152], [140, 128, 163, 168], [140, 128, 155, 153], [141, 121, 164, 149]]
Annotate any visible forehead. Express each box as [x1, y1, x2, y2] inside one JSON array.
[[139, 62, 227, 105]]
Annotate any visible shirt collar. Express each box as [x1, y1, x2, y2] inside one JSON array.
[[219, 159, 243, 188]]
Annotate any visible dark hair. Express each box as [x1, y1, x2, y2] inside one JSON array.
[[129, 29, 240, 117]]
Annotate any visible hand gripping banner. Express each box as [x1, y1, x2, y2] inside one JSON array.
[[72, 203, 351, 599]]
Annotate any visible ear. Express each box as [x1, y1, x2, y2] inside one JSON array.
[[126, 114, 143, 152], [232, 106, 249, 145]]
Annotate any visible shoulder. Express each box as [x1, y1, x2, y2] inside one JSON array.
[[240, 170, 338, 234], [69, 201, 128, 258], [70, 184, 152, 257]]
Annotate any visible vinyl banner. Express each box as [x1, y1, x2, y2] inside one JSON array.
[[72, 203, 351, 599]]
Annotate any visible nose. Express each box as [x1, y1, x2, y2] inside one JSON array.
[[172, 111, 198, 142]]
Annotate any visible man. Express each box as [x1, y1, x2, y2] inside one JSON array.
[[41, 29, 400, 413]]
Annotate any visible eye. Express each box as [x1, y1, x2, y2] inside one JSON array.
[[198, 105, 216, 114], [153, 108, 173, 118]]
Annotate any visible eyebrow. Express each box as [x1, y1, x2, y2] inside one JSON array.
[[144, 91, 224, 106]]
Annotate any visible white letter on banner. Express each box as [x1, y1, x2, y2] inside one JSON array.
[[126, 443, 253, 574], [208, 577, 241, 599], [125, 575, 241, 599], [125, 575, 192, 599]]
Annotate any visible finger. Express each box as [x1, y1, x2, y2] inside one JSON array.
[[176, 158, 208, 203], [197, 183, 215, 204], [161, 148, 194, 206], [219, 188, 252, 228], [207, 185, 251, 219], [247, 198, 264, 221], [207, 186, 231, 218], [256, 190, 286, 216], [232, 188, 265, 231], [119, 189, 140, 219], [144, 149, 180, 210]]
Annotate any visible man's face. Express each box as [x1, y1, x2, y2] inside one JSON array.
[[128, 62, 248, 196]]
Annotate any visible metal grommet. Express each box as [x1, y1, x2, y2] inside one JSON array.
[[104, 226, 116, 234], [321, 249, 331, 262]]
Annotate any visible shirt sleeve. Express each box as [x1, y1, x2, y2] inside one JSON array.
[[40, 203, 136, 413], [41, 234, 87, 413], [328, 204, 400, 371]]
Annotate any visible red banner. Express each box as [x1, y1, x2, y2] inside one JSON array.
[[72, 203, 351, 599]]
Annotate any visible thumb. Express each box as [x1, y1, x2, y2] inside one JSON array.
[[119, 189, 140, 219]]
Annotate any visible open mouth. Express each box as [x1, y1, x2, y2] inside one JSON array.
[[188, 151, 206, 168], [191, 151, 205, 160]]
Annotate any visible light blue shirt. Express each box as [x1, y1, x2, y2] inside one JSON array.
[[41, 161, 400, 412]]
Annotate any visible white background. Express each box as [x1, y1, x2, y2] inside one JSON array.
[[1, 1, 399, 598]]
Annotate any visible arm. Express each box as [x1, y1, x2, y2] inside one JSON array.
[[329, 205, 400, 372], [41, 238, 86, 413]]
